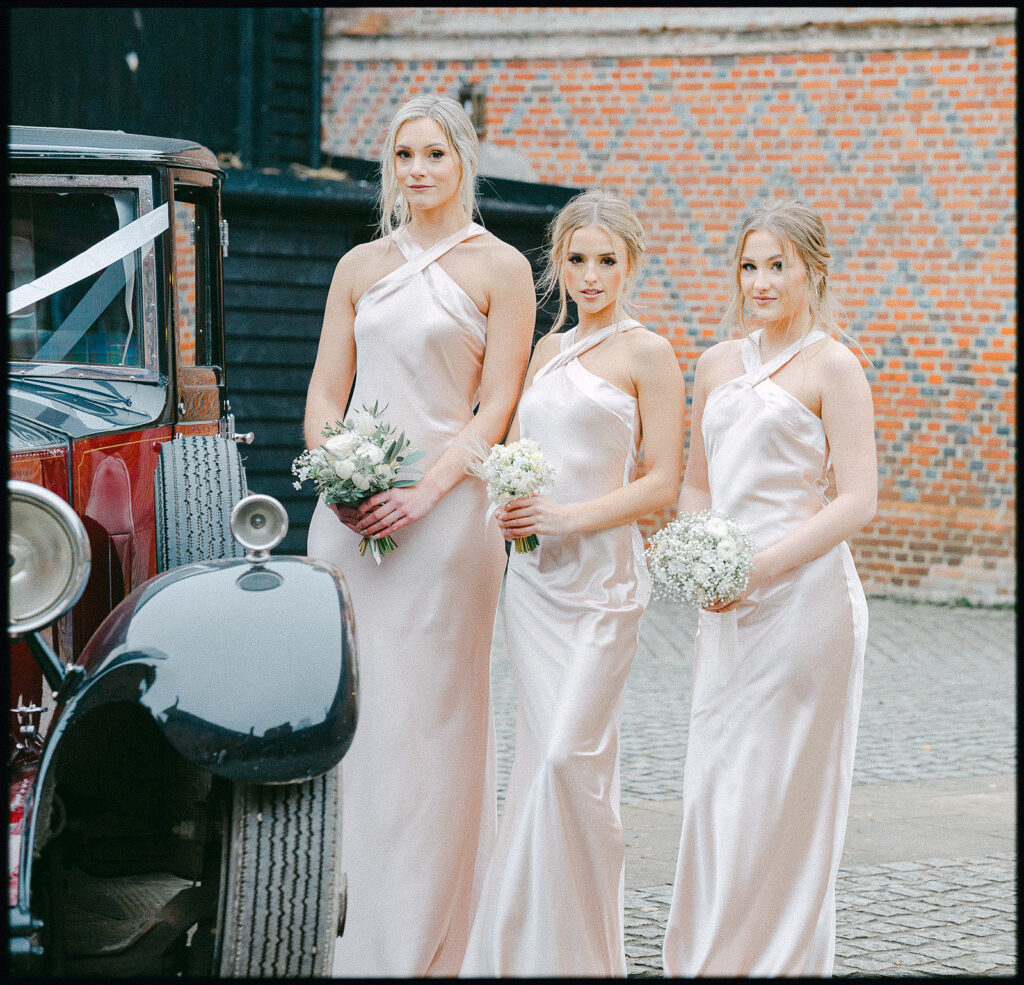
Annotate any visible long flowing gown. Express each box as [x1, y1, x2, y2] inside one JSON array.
[[461, 319, 651, 978], [662, 329, 868, 977], [306, 222, 507, 977]]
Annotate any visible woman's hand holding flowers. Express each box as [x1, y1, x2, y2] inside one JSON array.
[[292, 401, 425, 562], [352, 481, 440, 541], [700, 550, 771, 612], [496, 494, 575, 542]]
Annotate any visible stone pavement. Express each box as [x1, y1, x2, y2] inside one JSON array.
[[488, 591, 1017, 977]]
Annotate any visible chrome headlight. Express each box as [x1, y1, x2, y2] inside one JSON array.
[[230, 493, 289, 561], [8, 480, 91, 637]]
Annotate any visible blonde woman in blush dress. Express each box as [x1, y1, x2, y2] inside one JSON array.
[[662, 199, 877, 977], [304, 94, 535, 977], [460, 190, 686, 977]]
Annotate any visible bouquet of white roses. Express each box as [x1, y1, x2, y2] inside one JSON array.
[[292, 401, 424, 563], [466, 437, 557, 553], [645, 510, 755, 607]]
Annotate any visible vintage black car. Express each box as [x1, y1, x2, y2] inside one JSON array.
[[7, 125, 357, 976]]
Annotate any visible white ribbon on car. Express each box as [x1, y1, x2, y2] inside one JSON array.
[[7, 203, 169, 315]]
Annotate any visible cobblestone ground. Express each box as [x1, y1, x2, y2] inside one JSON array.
[[489, 592, 1017, 977], [623, 854, 1017, 977]]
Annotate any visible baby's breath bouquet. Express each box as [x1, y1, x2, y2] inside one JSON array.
[[466, 437, 557, 553], [645, 510, 755, 607], [292, 401, 424, 563]]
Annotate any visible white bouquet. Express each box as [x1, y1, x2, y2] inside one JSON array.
[[645, 510, 755, 607], [466, 437, 557, 553], [292, 401, 424, 563]]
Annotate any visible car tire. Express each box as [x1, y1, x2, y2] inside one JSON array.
[[155, 435, 248, 570], [216, 771, 342, 977]]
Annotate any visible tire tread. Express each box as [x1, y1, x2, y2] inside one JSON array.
[[155, 435, 248, 570], [218, 772, 341, 977]]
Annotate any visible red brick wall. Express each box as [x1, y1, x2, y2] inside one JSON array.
[[321, 13, 1016, 604]]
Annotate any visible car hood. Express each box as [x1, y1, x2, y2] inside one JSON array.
[[7, 376, 168, 441], [8, 412, 68, 454]]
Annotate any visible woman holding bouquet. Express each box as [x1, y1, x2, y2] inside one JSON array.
[[662, 199, 877, 977], [460, 190, 686, 977], [304, 94, 535, 976]]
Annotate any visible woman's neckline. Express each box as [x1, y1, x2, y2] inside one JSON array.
[[571, 317, 639, 342], [754, 323, 820, 362], [398, 218, 478, 253]]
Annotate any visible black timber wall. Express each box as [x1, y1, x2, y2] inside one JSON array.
[[221, 167, 579, 555], [10, 8, 321, 171]]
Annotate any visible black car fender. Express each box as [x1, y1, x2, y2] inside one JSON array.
[[53, 554, 359, 784]]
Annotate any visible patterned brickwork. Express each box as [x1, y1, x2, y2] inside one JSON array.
[[321, 21, 1016, 603]]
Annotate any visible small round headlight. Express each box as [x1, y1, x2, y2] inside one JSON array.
[[230, 494, 289, 559], [8, 480, 91, 637]]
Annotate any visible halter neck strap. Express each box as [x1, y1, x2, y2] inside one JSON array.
[[535, 319, 644, 382], [392, 222, 484, 271], [356, 222, 484, 312], [744, 329, 828, 385]]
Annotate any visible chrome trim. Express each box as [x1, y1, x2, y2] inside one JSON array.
[[230, 494, 290, 560], [7, 480, 92, 637], [8, 361, 162, 383]]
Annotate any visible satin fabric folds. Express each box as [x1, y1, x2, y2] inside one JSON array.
[[462, 321, 651, 978], [307, 223, 506, 977], [662, 330, 868, 978]]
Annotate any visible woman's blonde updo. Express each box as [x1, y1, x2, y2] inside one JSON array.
[[539, 189, 646, 335], [722, 199, 847, 341], [378, 94, 481, 238]]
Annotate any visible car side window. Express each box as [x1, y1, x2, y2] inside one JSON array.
[[172, 187, 222, 422]]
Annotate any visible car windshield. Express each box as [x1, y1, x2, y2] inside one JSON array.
[[9, 187, 146, 368]]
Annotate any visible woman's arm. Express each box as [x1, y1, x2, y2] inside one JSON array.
[[676, 349, 713, 515], [708, 342, 877, 610], [303, 251, 360, 449], [357, 246, 536, 540], [303, 249, 363, 530], [499, 333, 685, 539], [499, 331, 562, 449]]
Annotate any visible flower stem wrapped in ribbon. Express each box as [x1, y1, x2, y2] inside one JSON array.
[[292, 401, 424, 563], [645, 510, 755, 607], [466, 437, 557, 553]]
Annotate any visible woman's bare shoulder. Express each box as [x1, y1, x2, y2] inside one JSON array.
[[697, 337, 744, 368], [336, 236, 393, 271], [532, 331, 563, 363], [335, 237, 402, 300], [469, 230, 533, 274], [814, 335, 869, 378], [623, 323, 677, 362]]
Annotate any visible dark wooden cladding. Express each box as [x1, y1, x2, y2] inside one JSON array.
[[9, 8, 320, 171], [222, 170, 579, 555]]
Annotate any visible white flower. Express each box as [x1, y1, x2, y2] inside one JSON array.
[[350, 409, 378, 437], [357, 442, 385, 465], [644, 510, 754, 607], [323, 431, 360, 457], [333, 458, 356, 481], [706, 516, 729, 538], [292, 403, 423, 565], [467, 437, 556, 505]]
